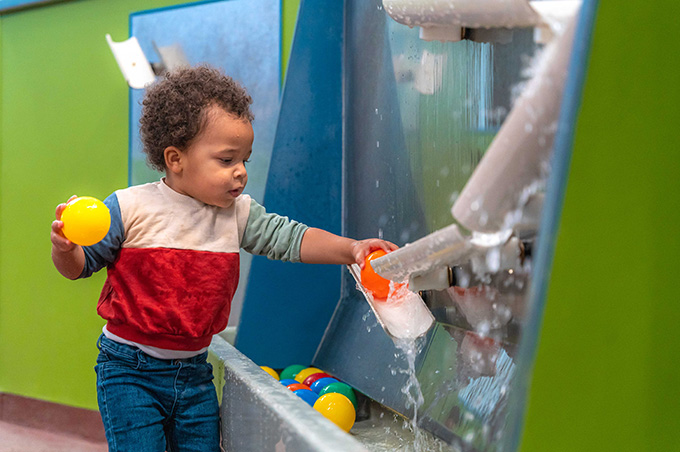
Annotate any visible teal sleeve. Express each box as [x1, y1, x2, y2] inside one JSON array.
[[241, 198, 309, 262]]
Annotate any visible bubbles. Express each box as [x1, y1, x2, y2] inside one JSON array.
[[448, 191, 460, 206], [485, 247, 501, 273], [399, 229, 411, 243], [469, 229, 512, 247]]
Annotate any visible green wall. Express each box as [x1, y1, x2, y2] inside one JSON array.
[[0, 0, 298, 411], [3, 1, 678, 449], [521, 1, 680, 451]]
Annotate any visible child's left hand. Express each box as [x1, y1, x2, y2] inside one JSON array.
[[350, 239, 399, 269]]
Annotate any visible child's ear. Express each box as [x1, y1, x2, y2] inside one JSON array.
[[164, 146, 183, 174]]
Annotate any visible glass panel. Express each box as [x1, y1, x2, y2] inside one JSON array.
[[316, 0, 584, 450]]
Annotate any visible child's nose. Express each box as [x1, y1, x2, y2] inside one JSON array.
[[234, 162, 247, 178]]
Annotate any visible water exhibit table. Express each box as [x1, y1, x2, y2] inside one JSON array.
[[124, 0, 596, 449]]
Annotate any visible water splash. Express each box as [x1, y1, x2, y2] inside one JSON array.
[[393, 337, 428, 451]]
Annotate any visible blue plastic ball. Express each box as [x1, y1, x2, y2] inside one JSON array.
[[311, 377, 339, 394], [294, 389, 319, 407]]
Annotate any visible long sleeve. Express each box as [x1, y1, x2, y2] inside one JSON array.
[[80, 193, 125, 278], [240, 198, 308, 262]]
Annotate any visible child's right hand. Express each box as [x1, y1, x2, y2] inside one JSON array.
[[51, 195, 78, 253]]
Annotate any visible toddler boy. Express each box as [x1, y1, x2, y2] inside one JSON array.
[[50, 65, 395, 451]]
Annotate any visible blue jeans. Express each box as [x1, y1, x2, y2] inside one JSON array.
[[95, 334, 220, 452]]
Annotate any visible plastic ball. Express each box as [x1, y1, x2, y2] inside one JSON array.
[[360, 250, 391, 299], [293, 389, 319, 407], [302, 372, 332, 388], [280, 364, 306, 381], [60, 196, 111, 246], [286, 383, 310, 392], [260, 366, 279, 380], [311, 377, 339, 394], [279, 379, 298, 386], [294, 367, 323, 384], [313, 393, 356, 432], [318, 382, 357, 410]]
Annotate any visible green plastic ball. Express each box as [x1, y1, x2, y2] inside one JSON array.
[[279, 364, 306, 381], [318, 381, 357, 410]]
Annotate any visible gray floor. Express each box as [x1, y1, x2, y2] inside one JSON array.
[[0, 421, 107, 452]]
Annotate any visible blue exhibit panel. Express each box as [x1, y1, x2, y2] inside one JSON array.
[[128, 0, 281, 199], [235, 0, 343, 367], [0, 0, 61, 13]]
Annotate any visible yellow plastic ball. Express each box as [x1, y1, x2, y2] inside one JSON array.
[[260, 366, 280, 380], [313, 393, 356, 433], [294, 367, 323, 384], [61, 196, 111, 246]]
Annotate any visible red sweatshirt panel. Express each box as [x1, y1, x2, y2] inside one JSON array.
[[98, 247, 239, 351]]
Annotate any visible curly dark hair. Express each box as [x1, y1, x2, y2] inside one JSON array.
[[139, 65, 254, 172]]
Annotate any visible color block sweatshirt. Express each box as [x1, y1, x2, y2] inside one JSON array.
[[80, 180, 308, 357]]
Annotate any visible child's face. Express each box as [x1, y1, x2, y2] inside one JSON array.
[[169, 106, 254, 208]]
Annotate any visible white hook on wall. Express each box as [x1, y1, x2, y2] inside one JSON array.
[[105, 34, 156, 89]]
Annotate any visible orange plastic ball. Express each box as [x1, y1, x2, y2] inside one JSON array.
[[360, 250, 391, 299], [286, 383, 310, 392]]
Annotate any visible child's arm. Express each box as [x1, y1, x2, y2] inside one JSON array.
[[299, 227, 397, 269], [51, 197, 86, 280]]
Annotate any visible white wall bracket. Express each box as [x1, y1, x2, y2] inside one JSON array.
[[106, 34, 156, 89]]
